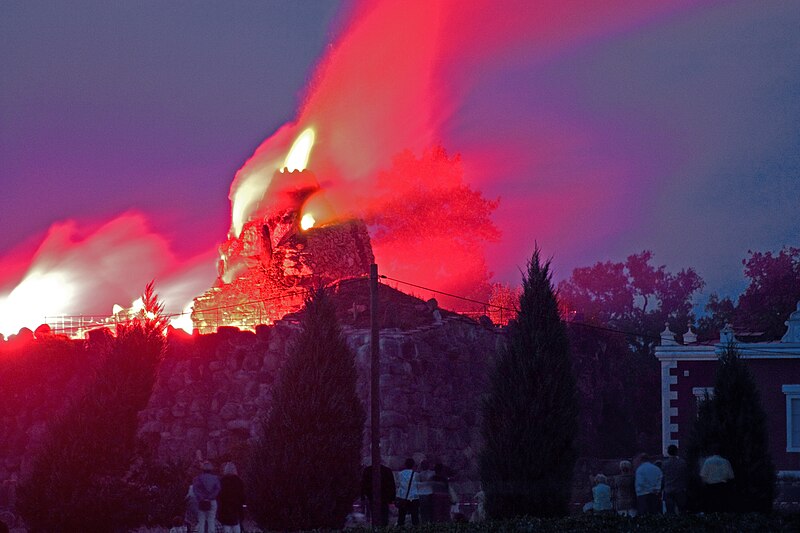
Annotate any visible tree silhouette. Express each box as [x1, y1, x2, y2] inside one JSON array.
[[365, 146, 500, 308], [737, 247, 800, 340], [17, 282, 167, 532], [480, 247, 578, 518], [558, 251, 704, 452], [246, 287, 365, 530], [685, 344, 775, 513]]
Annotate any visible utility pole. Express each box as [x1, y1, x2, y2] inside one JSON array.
[[369, 263, 382, 527]]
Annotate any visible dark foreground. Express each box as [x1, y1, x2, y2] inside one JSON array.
[[234, 513, 800, 533], [362, 514, 798, 533]]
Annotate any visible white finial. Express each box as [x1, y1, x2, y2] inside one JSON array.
[[684, 322, 697, 344], [660, 322, 677, 346], [781, 300, 800, 343]]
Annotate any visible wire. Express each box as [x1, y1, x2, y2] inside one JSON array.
[[379, 274, 514, 311], [37, 271, 795, 357], [379, 274, 797, 357]]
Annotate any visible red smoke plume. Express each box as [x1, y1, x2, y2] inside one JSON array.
[[1, 0, 709, 334], [229, 0, 699, 304]]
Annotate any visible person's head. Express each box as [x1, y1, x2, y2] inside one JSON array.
[[667, 444, 678, 457], [594, 474, 607, 485], [619, 460, 632, 474], [223, 461, 238, 476], [434, 463, 445, 476], [202, 460, 214, 473], [172, 516, 185, 528], [404, 458, 415, 470], [420, 459, 430, 471], [635, 452, 649, 465]]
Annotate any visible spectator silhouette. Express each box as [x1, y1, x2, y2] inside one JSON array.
[[662, 445, 688, 514], [635, 453, 663, 515], [430, 463, 454, 522], [361, 463, 396, 527], [592, 474, 613, 513], [395, 458, 420, 526], [193, 461, 221, 533], [700, 452, 734, 512], [218, 462, 245, 533], [613, 460, 636, 516]]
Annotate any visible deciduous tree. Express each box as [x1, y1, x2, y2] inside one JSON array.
[[365, 146, 500, 308], [558, 251, 703, 453], [737, 247, 800, 340], [698, 247, 799, 341]]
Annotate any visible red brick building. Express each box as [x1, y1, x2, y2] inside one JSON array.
[[656, 302, 800, 474]]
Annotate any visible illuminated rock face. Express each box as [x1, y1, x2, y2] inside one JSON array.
[[192, 211, 374, 334]]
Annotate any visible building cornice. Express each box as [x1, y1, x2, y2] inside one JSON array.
[[656, 343, 800, 362]]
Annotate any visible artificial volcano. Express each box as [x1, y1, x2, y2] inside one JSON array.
[[191, 167, 374, 334]]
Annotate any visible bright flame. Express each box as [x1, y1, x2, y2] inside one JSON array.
[[0, 270, 74, 337], [169, 303, 194, 334], [283, 128, 315, 172], [131, 297, 145, 314], [300, 213, 316, 231]]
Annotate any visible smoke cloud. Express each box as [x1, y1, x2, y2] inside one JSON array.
[[0, 213, 215, 337]]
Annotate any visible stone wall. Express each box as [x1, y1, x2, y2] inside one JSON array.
[[0, 314, 499, 520], [137, 315, 501, 496]]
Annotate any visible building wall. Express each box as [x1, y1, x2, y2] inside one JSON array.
[[665, 355, 800, 472]]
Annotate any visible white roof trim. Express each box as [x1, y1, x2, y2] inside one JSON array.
[[656, 342, 800, 361]]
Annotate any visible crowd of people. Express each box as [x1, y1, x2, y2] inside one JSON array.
[[163, 447, 736, 532], [585, 445, 735, 515], [360, 458, 466, 527]]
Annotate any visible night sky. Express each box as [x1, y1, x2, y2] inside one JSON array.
[[1, 1, 799, 323]]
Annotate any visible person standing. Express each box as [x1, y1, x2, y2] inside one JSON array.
[[613, 460, 636, 516], [430, 463, 455, 522], [417, 460, 435, 523], [218, 462, 245, 533], [184, 484, 199, 531], [700, 453, 734, 512], [193, 461, 221, 533], [634, 453, 663, 515], [361, 463, 396, 527], [662, 445, 688, 514], [395, 458, 420, 526]]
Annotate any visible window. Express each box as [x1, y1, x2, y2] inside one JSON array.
[[783, 385, 800, 453], [692, 387, 714, 419]]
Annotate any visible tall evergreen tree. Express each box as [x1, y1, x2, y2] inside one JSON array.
[[17, 282, 167, 532], [685, 344, 775, 513], [479, 248, 579, 518], [246, 287, 365, 530]]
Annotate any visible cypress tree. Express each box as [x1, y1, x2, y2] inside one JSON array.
[[685, 344, 775, 512], [246, 287, 365, 530], [479, 248, 579, 518]]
